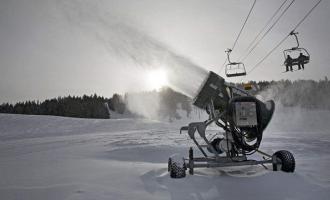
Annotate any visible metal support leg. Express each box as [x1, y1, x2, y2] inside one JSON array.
[[191, 122, 220, 158]]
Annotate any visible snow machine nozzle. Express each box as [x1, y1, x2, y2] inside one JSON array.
[[193, 71, 229, 111], [168, 71, 295, 179]]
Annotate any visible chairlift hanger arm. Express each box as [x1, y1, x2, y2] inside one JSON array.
[[290, 31, 299, 48], [225, 49, 232, 64]]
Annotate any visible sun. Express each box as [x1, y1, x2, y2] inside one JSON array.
[[146, 69, 169, 90]]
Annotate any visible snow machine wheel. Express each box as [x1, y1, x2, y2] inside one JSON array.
[[168, 158, 172, 172], [188, 147, 194, 175], [273, 150, 295, 172], [168, 155, 186, 178]]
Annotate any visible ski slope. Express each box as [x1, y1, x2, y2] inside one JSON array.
[[0, 109, 329, 200]]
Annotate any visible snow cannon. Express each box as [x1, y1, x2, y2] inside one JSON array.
[[168, 71, 295, 178]]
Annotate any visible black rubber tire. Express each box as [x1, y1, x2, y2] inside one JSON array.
[[273, 150, 295, 172], [168, 158, 172, 172], [189, 147, 194, 175], [169, 158, 186, 178]]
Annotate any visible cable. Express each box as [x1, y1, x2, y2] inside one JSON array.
[[243, 0, 288, 55], [247, 35, 289, 75], [292, 0, 322, 31], [240, 0, 295, 62], [243, 0, 323, 79], [231, 0, 257, 51], [218, 0, 257, 74]]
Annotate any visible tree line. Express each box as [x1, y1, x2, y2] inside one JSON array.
[[0, 87, 192, 119], [0, 94, 111, 119]]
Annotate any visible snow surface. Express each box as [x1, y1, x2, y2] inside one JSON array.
[[0, 108, 330, 200]]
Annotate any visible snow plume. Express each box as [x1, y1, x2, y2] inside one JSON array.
[[125, 92, 161, 120], [256, 79, 330, 132], [255, 82, 284, 102], [55, 0, 208, 99], [256, 79, 330, 109]]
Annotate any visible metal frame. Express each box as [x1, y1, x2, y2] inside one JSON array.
[[283, 31, 310, 66], [224, 49, 247, 77], [180, 112, 276, 175], [225, 63, 247, 77], [283, 48, 310, 65]]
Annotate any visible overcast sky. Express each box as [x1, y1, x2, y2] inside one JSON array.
[[0, 0, 329, 103]]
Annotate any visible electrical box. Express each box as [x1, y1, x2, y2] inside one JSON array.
[[234, 102, 258, 127]]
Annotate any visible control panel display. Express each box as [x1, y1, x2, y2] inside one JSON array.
[[234, 102, 258, 127]]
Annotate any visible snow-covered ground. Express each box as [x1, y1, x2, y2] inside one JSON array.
[[0, 108, 330, 200]]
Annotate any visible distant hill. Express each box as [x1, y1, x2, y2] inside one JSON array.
[[1, 77, 329, 119]]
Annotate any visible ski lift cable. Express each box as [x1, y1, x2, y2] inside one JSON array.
[[218, 0, 257, 74], [242, 0, 288, 57], [231, 0, 257, 51], [241, 0, 323, 80], [239, 0, 295, 62], [246, 35, 290, 76], [291, 0, 322, 31]]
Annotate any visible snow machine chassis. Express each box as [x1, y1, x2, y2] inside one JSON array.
[[168, 116, 295, 179], [168, 71, 295, 178], [180, 121, 275, 176]]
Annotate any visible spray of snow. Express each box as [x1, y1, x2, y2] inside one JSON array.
[[125, 92, 161, 120], [55, 0, 208, 118], [256, 79, 330, 108], [256, 80, 330, 133]]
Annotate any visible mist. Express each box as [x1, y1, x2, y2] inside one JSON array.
[[256, 79, 330, 109], [255, 79, 330, 134], [52, 0, 210, 118], [125, 92, 161, 120], [56, 0, 208, 98]]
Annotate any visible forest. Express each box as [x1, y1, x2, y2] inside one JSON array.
[[0, 88, 190, 119]]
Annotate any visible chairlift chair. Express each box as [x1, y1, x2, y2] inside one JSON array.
[[225, 62, 247, 77], [224, 49, 247, 77], [283, 31, 310, 67], [283, 48, 310, 66]]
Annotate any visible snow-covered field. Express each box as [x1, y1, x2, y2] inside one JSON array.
[[0, 108, 330, 200]]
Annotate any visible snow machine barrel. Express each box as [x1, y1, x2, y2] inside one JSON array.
[[193, 71, 230, 112], [193, 71, 275, 151]]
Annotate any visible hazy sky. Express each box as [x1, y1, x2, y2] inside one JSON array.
[[0, 0, 329, 103]]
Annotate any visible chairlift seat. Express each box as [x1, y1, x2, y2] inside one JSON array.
[[226, 72, 247, 77], [283, 47, 310, 66], [284, 57, 310, 66], [225, 62, 247, 78]]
